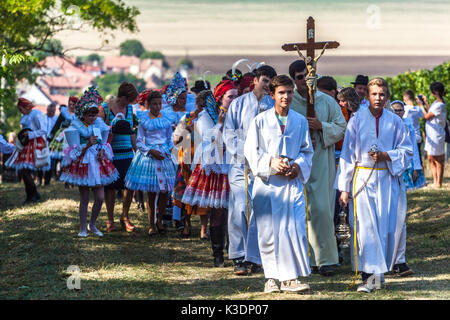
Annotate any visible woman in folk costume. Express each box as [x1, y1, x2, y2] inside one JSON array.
[[165, 71, 197, 234], [98, 82, 139, 233], [181, 80, 238, 267], [5, 98, 50, 204], [161, 71, 195, 126], [238, 73, 255, 97], [60, 87, 118, 237], [172, 91, 205, 234], [135, 89, 152, 116], [125, 90, 176, 236], [132, 88, 157, 213], [388, 100, 423, 278], [48, 97, 78, 176], [336, 78, 413, 293], [390, 101, 426, 191]]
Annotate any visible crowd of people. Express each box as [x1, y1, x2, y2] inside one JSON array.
[[0, 58, 448, 294]]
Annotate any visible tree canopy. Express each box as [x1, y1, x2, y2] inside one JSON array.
[[119, 39, 145, 58], [0, 0, 140, 134], [178, 58, 194, 70], [95, 73, 146, 99]]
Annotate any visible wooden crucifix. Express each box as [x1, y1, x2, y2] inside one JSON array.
[[282, 16, 340, 118]]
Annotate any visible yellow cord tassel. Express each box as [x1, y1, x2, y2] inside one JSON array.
[[347, 167, 359, 289], [304, 185, 310, 257], [245, 161, 250, 229]]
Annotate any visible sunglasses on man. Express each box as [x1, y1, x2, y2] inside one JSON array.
[[295, 74, 306, 80]]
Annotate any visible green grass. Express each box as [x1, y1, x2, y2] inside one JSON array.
[[0, 175, 449, 300]]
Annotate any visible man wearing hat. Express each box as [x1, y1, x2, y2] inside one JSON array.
[[352, 75, 370, 109], [190, 80, 211, 96]]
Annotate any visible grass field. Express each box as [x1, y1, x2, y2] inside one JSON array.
[[0, 172, 449, 300]]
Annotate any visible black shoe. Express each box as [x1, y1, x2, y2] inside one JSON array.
[[318, 265, 335, 277], [393, 263, 414, 277], [311, 266, 319, 274], [249, 263, 263, 274], [214, 256, 225, 268], [233, 258, 248, 275], [234, 263, 248, 275], [30, 193, 41, 203]]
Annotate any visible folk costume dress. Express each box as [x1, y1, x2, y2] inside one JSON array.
[[402, 117, 426, 190], [244, 108, 314, 281], [102, 102, 138, 190], [60, 117, 118, 187], [5, 109, 51, 171], [49, 106, 76, 160], [162, 71, 196, 215], [181, 93, 230, 212], [124, 112, 176, 193], [0, 134, 14, 154], [335, 107, 413, 275], [171, 111, 203, 213]]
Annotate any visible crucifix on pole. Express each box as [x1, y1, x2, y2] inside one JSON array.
[[282, 16, 340, 118]]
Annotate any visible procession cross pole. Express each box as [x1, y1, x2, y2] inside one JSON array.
[[282, 16, 340, 118]]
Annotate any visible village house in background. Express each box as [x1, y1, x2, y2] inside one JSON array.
[[17, 55, 166, 113]]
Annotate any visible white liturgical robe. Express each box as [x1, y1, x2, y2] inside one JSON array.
[[336, 107, 413, 274], [244, 108, 314, 281]]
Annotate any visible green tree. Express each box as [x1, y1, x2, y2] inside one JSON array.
[[386, 61, 450, 114], [140, 51, 170, 69], [178, 58, 194, 70], [95, 73, 146, 98], [33, 39, 64, 61], [86, 53, 102, 62], [119, 39, 145, 58], [0, 0, 140, 134]]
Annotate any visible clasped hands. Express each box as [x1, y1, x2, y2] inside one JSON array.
[[270, 157, 300, 179], [368, 150, 391, 163], [148, 149, 165, 160], [84, 135, 105, 161]]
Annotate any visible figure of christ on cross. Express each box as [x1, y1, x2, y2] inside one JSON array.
[[282, 16, 340, 118]]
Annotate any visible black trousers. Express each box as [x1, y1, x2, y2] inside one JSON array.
[[21, 169, 38, 200], [209, 208, 228, 258]]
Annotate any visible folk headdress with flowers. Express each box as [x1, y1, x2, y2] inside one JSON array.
[[75, 86, 103, 119], [166, 71, 187, 106]]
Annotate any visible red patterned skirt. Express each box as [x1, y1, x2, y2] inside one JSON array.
[[181, 164, 230, 210], [60, 157, 118, 187], [5, 136, 50, 171]]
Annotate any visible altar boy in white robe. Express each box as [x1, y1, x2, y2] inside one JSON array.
[[244, 75, 314, 293], [336, 78, 413, 293]]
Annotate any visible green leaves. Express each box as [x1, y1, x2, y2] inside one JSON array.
[[387, 61, 450, 116]]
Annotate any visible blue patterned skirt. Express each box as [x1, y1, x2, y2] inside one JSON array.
[[403, 168, 427, 191], [125, 144, 176, 193]]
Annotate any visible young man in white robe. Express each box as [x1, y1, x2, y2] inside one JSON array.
[[244, 75, 314, 293], [223, 65, 277, 275], [336, 78, 413, 293]]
